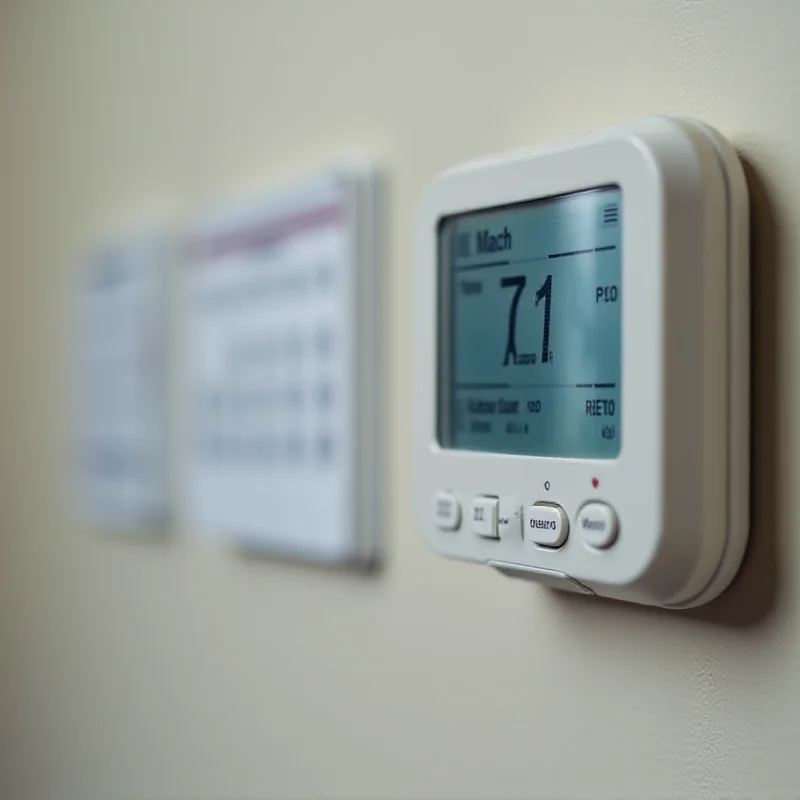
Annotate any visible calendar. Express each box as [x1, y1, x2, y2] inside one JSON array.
[[77, 232, 169, 529], [184, 166, 382, 564]]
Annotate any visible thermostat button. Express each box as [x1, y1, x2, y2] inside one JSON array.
[[577, 502, 619, 548], [434, 491, 461, 531], [471, 496, 499, 538], [526, 503, 569, 547]]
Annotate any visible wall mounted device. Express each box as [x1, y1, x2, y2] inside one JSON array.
[[412, 116, 749, 608]]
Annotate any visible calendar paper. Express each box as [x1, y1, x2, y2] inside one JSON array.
[[184, 171, 365, 561]]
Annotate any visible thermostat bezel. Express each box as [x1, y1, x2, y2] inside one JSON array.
[[412, 116, 749, 608]]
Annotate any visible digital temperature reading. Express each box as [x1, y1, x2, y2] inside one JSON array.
[[439, 186, 622, 458]]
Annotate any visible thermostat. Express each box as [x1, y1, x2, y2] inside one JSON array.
[[412, 116, 749, 608]]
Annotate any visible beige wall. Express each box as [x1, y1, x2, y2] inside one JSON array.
[[2, 1, 799, 797]]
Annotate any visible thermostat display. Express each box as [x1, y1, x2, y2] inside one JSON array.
[[440, 187, 621, 458]]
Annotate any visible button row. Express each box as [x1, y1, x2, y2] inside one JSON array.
[[433, 492, 618, 549]]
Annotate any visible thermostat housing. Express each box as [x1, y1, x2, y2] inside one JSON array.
[[412, 116, 749, 608]]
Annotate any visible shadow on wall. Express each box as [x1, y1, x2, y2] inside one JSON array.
[[552, 155, 783, 629]]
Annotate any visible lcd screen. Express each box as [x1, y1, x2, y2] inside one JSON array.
[[439, 186, 621, 458]]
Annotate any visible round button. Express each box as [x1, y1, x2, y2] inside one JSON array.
[[434, 491, 461, 531], [525, 502, 569, 548], [576, 502, 619, 548]]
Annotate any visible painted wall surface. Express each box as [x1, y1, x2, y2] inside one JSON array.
[[1, 1, 798, 798]]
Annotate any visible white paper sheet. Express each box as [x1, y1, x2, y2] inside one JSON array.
[[184, 170, 363, 561], [78, 233, 169, 529]]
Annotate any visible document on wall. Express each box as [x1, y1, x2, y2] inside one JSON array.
[[77, 232, 170, 530], [183, 168, 379, 563]]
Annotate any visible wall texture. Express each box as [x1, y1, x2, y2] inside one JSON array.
[[2, 1, 799, 798]]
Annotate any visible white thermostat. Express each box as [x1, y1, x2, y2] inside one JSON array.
[[413, 116, 750, 608]]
